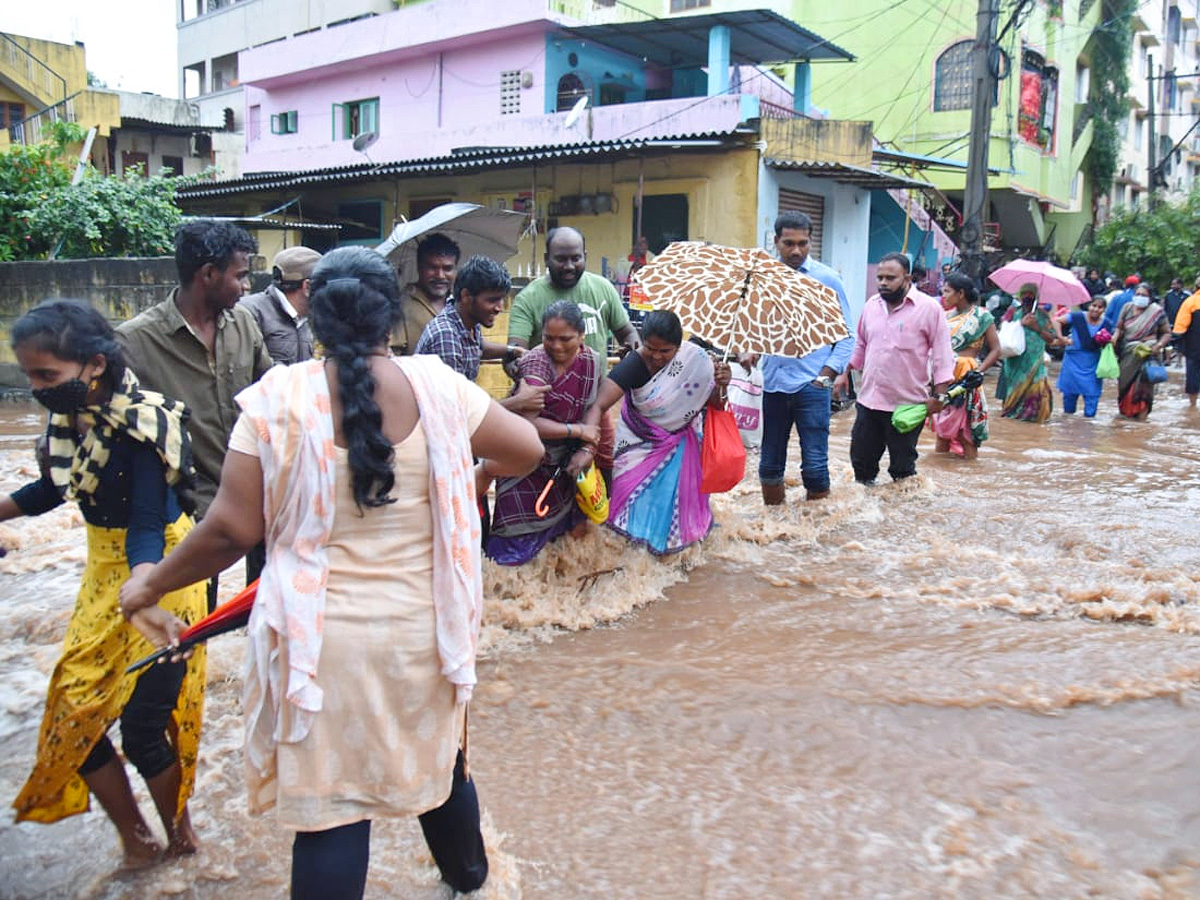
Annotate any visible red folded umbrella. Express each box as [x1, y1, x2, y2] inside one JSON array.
[[125, 579, 258, 674]]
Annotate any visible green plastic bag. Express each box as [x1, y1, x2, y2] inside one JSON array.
[[890, 402, 929, 434], [1096, 343, 1119, 379]]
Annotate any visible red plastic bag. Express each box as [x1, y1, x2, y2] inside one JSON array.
[[700, 407, 746, 494]]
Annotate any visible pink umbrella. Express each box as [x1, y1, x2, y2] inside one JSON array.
[[988, 259, 1091, 307]]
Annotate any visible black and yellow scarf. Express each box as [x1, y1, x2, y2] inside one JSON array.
[[45, 369, 198, 514]]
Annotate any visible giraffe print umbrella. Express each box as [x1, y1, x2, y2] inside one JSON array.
[[632, 242, 849, 357]]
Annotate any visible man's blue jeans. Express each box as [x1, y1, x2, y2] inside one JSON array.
[[759, 384, 832, 494]]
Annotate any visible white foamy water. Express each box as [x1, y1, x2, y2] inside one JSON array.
[[2, 368, 1200, 899]]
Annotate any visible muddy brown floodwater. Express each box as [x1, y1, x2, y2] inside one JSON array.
[[2, 367, 1200, 899]]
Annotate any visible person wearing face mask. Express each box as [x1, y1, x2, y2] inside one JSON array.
[[832, 252, 955, 484], [0, 300, 208, 868], [1113, 284, 1172, 419], [996, 282, 1062, 423]]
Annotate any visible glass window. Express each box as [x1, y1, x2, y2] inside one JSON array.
[[332, 98, 379, 140], [271, 110, 298, 134], [1018, 49, 1058, 152], [670, 0, 711, 10], [933, 41, 974, 111]]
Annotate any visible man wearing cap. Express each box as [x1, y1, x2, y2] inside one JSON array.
[[240, 246, 320, 365]]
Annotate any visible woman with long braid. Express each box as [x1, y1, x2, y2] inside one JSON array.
[[120, 247, 542, 899]]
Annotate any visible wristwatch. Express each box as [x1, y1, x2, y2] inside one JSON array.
[[933, 392, 950, 404], [813, 375, 834, 390]]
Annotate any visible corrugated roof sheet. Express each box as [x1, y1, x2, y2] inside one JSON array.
[[560, 10, 855, 67], [764, 158, 939, 192], [179, 133, 744, 198]]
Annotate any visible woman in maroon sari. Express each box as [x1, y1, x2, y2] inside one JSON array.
[[485, 301, 600, 565]]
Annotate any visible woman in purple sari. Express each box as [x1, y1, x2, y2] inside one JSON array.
[[585, 311, 730, 555], [485, 301, 600, 565]]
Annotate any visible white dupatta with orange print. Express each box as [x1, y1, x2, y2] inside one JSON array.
[[235, 356, 483, 784]]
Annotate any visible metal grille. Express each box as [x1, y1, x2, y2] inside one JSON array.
[[500, 70, 522, 116], [777, 188, 825, 261], [934, 41, 973, 112]]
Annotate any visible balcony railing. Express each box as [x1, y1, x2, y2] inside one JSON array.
[[759, 99, 805, 120], [9, 94, 78, 146]]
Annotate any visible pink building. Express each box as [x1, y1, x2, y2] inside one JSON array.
[[237, 0, 832, 174]]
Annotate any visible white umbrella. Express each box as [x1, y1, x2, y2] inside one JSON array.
[[375, 202, 528, 287]]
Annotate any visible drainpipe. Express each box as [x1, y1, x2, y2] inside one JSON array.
[[437, 52, 444, 128]]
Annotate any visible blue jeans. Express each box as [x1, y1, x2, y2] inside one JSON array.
[[759, 384, 832, 493]]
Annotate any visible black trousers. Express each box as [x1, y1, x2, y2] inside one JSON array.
[[849, 403, 923, 483], [78, 656, 187, 779], [290, 751, 487, 900]]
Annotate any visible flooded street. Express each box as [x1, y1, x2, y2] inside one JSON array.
[[2, 368, 1200, 899]]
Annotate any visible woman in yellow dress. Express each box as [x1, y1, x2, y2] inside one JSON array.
[[0, 300, 206, 866]]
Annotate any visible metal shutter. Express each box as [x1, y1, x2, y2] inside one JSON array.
[[777, 189, 825, 261]]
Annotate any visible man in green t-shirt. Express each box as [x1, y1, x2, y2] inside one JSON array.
[[508, 226, 640, 478], [507, 226, 640, 375]]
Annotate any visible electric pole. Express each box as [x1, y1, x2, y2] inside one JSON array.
[[960, 0, 1001, 284]]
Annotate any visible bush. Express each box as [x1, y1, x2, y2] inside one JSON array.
[[1082, 190, 1200, 289]]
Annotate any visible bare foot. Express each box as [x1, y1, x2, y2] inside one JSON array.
[[165, 812, 201, 858], [119, 829, 164, 871]]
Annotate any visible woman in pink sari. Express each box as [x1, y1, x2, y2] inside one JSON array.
[[585, 311, 730, 554], [931, 273, 1001, 459]]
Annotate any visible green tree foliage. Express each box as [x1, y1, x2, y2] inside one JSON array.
[[1083, 190, 1200, 287], [24, 166, 188, 259], [0, 122, 81, 261], [0, 121, 189, 260]]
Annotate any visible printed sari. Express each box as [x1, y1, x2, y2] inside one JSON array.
[[607, 342, 716, 555], [1116, 302, 1168, 418], [486, 346, 600, 566], [998, 305, 1053, 423], [931, 306, 994, 450]]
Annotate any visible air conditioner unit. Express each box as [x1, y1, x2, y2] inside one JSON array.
[[190, 133, 213, 158]]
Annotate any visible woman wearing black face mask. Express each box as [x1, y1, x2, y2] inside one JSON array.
[[0, 299, 208, 868]]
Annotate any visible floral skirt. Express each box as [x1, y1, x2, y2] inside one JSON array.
[[13, 517, 207, 824]]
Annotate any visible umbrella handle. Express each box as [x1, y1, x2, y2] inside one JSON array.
[[125, 637, 196, 674], [535, 477, 555, 518]]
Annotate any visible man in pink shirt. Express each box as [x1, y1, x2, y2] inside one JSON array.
[[833, 252, 955, 484]]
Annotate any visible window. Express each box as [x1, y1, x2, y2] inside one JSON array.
[[248, 104, 262, 141], [500, 70, 522, 116], [332, 98, 379, 140], [122, 151, 149, 177], [271, 110, 298, 134], [933, 40, 974, 111], [634, 194, 689, 256], [161, 155, 184, 177], [556, 73, 587, 112], [1074, 63, 1089, 103], [1018, 49, 1058, 152], [670, 0, 711, 10], [336, 200, 384, 244]]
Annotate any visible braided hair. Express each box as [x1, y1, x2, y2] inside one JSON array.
[[308, 247, 402, 512]]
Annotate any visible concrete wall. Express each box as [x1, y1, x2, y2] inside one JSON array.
[[0, 258, 177, 388]]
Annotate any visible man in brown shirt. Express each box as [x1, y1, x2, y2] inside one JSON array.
[[117, 220, 273, 603], [390, 232, 460, 354]]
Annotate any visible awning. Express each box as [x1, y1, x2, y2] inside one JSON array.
[[179, 133, 746, 199], [764, 158, 938, 192], [558, 10, 854, 68]]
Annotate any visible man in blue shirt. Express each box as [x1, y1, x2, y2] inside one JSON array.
[[740, 211, 855, 503], [1102, 275, 1139, 331]]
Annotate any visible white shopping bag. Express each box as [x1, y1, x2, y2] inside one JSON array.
[[726, 363, 764, 449]]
